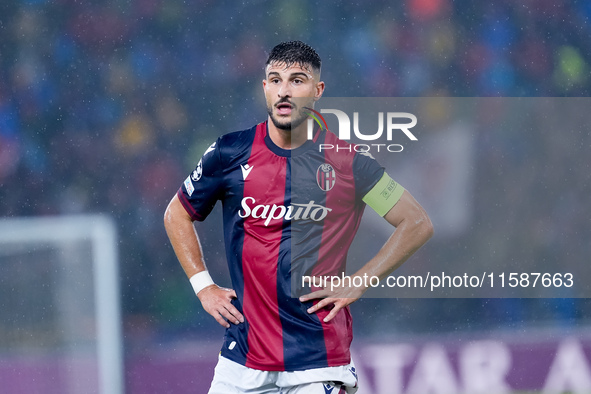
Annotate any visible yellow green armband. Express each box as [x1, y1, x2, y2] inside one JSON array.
[[362, 172, 405, 217]]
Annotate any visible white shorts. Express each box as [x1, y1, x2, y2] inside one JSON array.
[[208, 355, 359, 394]]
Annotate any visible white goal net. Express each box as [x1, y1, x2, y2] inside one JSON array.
[[0, 215, 123, 394]]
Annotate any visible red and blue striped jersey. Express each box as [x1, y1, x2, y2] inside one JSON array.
[[177, 121, 384, 371]]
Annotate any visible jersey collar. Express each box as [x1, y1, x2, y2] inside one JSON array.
[[263, 121, 322, 157]]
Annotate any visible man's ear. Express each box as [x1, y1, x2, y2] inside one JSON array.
[[314, 81, 325, 101]]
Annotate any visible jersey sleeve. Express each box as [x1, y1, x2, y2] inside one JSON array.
[[353, 151, 404, 216], [177, 140, 224, 221], [352, 151, 386, 198]]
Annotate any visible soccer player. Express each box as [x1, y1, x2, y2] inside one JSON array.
[[164, 41, 433, 393]]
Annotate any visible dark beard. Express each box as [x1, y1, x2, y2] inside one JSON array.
[[267, 106, 308, 131]]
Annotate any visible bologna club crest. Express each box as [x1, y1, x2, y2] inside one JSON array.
[[316, 163, 336, 192]]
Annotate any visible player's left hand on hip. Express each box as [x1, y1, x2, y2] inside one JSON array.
[[299, 281, 365, 323]]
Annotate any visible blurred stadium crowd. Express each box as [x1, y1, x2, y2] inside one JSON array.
[[1, 0, 590, 347]]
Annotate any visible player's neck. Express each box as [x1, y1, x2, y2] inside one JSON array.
[[267, 118, 308, 150]]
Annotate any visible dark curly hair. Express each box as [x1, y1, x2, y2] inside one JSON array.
[[265, 41, 321, 74]]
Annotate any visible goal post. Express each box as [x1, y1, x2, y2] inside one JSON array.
[[0, 215, 124, 394]]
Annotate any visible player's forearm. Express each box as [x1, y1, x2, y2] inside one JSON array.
[[353, 207, 433, 287], [164, 196, 242, 327], [163, 194, 208, 278]]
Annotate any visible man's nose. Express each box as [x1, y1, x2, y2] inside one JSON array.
[[278, 81, 292, 98]]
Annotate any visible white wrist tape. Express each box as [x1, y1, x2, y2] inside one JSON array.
[[189, 270, 215, 295]]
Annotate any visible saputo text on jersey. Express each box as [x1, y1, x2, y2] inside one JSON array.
[[238, 197, 332, 226]]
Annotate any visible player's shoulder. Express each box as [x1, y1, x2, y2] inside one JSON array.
[[216, 124, 258, 154], [206, 123, 259, 168]]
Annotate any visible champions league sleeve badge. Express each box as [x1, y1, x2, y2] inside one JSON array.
[[184, 159, 202, 197], [191, 159, 203, 182], [316, 163, 336, 192]]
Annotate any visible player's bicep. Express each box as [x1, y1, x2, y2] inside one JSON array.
[[383, 189, 429, 229], [166, 193, 193, 223]]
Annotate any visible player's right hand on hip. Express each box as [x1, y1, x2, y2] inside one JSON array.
[[197, 285, 244, 328]]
